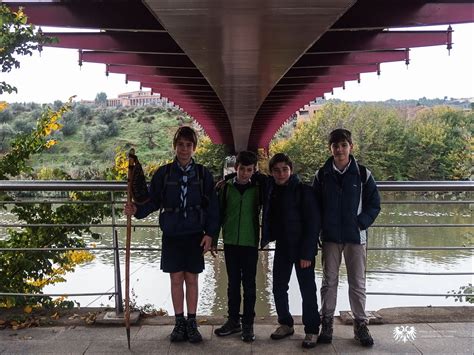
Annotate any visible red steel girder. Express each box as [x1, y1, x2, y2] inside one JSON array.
[[125, 74, 209, 87], [271, 82, 343, 92], [307, 30, 451, 53], [7, 2, 164, 31], [294, 50, 407, 67], [81, 51, 196, 68], [333, 1, 474, 30], [284, 64, 378, 78], [276, 75, 358, 86], [108, 65, 204, 79], [44, 32, 183, 54], [139, 82, 214, 93]]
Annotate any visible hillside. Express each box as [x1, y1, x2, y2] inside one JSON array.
[[0, 102, 193, 178]]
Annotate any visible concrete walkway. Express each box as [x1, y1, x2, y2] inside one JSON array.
[[1, 321, 472, 354]]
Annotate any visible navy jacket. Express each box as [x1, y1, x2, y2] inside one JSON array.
[[261, 174, 320, 261], [134, 160, 220, 239], [312, 156, 381, 244]]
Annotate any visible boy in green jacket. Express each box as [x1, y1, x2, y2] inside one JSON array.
[[214, 151, 261, 342]]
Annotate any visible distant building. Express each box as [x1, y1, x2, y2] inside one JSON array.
[[295, 102, 324, 122], [106, 90, 168, 107]]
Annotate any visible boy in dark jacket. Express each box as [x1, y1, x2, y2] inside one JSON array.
[[214, 151, 260, 342], [312, 128, 381, 346], [262, 153, 321, 349], [124, 127, 219, 344]]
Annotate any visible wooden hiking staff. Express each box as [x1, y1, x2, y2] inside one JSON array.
[[124, 148, 135, 349]]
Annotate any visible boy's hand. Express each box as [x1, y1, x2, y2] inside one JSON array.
[[124, 202, 137, 216], [215, 179, 226, 190], [300, 259, 311, 269], [201, 235, 214, 256]]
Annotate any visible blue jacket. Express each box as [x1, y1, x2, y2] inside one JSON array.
[[261, 174, 320, 261], [134, 159, 220, 239], [312, 156, 381, 244]]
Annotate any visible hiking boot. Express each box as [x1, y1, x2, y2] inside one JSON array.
[[241, 324, 255, 342], [170, 317, 187, 342], [270, 325, 294, 340], [214, 318, 242, 336], [318, 316, 334, 344], [354, 320, 374, 346], [302, 333, 318, 348], [186, 318, 203, 343]]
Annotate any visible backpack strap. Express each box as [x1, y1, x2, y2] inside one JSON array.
[[354, 162, 369, 186], [160, 163, 172, 210]]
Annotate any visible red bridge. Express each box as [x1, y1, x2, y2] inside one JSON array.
[[6, 0, 474, 151]]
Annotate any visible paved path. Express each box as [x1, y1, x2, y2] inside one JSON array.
[[0, 321, 472, 354]]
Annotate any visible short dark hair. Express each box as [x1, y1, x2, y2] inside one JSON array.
[[269, 153, 293, 171], [328, 128, 352, 145], [173, 126, 198, 148], [235, 151, 258, 167]]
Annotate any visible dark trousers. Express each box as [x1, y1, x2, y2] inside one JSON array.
[[224, 244, 258, 325], [272, 245, 320, 334]]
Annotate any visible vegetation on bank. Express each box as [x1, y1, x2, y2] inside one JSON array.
[[270, 102, 472, 182]]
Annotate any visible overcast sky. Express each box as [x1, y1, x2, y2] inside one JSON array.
[[1, 24, 473, 104]]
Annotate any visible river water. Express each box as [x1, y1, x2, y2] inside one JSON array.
[[3, 192, 473, 315]]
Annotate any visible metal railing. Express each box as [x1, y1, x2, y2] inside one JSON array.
[[0, 180, 473, 311]]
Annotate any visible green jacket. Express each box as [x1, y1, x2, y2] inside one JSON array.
[[219, 180, 260, 247]]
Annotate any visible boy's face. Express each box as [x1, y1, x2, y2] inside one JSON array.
[[175, 138, 196, 165], [330, 139, 353, 165], [235, 163, 255, 184], [271, 162, 291, 186]]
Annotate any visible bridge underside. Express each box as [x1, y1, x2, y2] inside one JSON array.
[[6, 0, 474, 152]]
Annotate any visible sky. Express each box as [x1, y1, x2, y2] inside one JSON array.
[[1, 24, 473, 105]]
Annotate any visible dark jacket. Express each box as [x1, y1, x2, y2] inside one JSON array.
[[134, 159, 220, 239], [312, 155, 381, 244], [261, 174, 320, 261]]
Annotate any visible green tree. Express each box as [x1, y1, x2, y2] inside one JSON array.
[[194, 136, 227, 178], [82, 124, 108, 152], [95, 92, 107, 106], [0, 123, 14, 151], [0, 5, 54, 94]]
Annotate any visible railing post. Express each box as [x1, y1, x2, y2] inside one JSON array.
[[111, 192, 124, 315]]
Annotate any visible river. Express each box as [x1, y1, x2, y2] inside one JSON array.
[[3, 192, 473, 315]]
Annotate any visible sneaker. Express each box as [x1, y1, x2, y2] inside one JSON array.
[[354, 320, 374, 346], [270, 325, 294, 340], [241, 324, 255, 342], [318, 316, 334, 343], [214, 318, 242, 336], [170, 317, 187, 342], [302, 333, 318, 348], [186, 318, 203, 343]]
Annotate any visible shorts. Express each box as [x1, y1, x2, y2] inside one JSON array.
[[161, 233, 205, 273]]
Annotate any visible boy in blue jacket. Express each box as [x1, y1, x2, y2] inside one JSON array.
[[261, 153, 321, 349], [312, 128, 381, 346], [124, 126, 219, 343]]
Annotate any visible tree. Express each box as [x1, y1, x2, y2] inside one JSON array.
[[0, 5, 54, 94], [194, 136, 227, 178], [0, 123, 14, 151], [95, 92, 107, 106]]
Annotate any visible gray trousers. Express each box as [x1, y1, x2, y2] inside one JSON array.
[[320, 242, 368, 322]]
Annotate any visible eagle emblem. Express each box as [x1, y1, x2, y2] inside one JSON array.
[[393, 325, 416, 343]]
